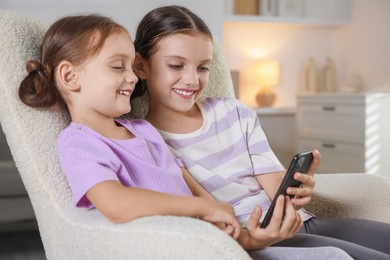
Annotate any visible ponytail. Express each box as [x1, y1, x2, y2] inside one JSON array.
[[19, 60, 65, 109]]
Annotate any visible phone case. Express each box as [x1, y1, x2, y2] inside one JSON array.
[[260, 151, 313, 228]]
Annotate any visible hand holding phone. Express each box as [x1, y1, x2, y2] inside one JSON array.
[[260, 151, 313, 228]]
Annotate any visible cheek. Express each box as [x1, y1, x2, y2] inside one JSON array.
[[155, 69, 179, 87], [199, 74, 209, 88]]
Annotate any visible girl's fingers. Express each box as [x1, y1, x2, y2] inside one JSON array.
[[223, 224, 234, 236], [269, 195, 285, 227], [280, 197, 297, 230], [247, 206, 262, 232], [224, 214, 241, 239]]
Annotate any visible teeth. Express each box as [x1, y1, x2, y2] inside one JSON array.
[[117, 90, 131, 96], [173, 88, 195, 96]]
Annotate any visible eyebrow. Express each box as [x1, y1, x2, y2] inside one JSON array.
[[163, 55, 212, 63], [106, 53, 135, 60]]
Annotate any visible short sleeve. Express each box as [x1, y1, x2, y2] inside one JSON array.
[[236, 100, 285, 174], [57, 128, 120, 208]]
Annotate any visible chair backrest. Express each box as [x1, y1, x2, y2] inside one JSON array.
[[0, 9, 235, 220], [0, 10, 74, 216]]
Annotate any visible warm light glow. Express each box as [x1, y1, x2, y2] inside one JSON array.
[[252, 59, 280, 87], [247, 48, 269, 59], [251, 59, 280, 107]]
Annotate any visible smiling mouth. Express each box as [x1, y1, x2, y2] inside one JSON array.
[[172, 88, 195, 96], [116, 90, 131, 96]]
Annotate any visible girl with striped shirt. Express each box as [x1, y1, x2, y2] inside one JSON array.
[[133, 5, 390, 259]]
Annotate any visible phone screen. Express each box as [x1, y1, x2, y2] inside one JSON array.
[[260, 151, 313, 228]]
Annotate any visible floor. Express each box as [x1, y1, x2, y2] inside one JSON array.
[[0, 222, 45, 260]]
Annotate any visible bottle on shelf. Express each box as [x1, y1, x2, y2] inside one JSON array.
[[300, 57, 319, 93], [319, 57, 337, 92]]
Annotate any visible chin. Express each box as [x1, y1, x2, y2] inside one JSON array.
[[174, 104, 193, 113], [118, 107, 131, 116]]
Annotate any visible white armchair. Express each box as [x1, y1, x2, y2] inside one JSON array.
[[0, 9, 250, 259], [0, 9, 388, 260]]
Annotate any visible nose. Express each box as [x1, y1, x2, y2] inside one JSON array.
[[183, 67, 198, 86], [125, 69, 138, 85]]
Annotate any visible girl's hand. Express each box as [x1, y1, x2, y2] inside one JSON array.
[[214, 222, 236, 237], [241, 195, 302, 250], [200, 201, 241, 239], [287, 149, 320, 209]]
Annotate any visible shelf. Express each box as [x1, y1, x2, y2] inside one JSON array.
[[224, 15, 350, 28]]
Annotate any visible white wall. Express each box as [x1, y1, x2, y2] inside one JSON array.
[[0, 0, 224, 41], [333, 0, 390, 92]]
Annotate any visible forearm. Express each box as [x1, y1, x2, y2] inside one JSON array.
[[236, 229, 270, 251], [87, 181, 211, 223], [255, 171, 284, 200], [182, 167, 215, 201]]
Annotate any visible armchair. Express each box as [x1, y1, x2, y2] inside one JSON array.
[[0, 9, 388, 260]]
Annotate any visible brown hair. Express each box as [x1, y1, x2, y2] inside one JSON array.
[[19, 14, 127, 109], [133, 5, 212, 98]]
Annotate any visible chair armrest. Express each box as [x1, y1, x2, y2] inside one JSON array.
[[41, 206, 251, 259], [306, 173, 390, 224]]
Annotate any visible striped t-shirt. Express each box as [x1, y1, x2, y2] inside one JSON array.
[[57, 119, 192, 209], [158, 97, 313, 226]]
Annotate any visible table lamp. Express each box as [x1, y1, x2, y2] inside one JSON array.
[[252, 59, 280, 107]]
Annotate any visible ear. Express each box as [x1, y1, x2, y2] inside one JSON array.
[[133, 52, 147, 79], [56, 61, 80, 91]]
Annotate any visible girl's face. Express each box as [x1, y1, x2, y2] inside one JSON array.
[[74, 30, 138, 121], [143, 33, 213, 114]]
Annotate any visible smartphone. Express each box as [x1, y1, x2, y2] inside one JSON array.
[[260, 151, 314, 228]]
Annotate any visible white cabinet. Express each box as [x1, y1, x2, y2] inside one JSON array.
[[256, 107, 296, 168], [296, 93, 390, 177]]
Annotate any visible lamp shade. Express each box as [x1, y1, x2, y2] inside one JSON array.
[[252, 59, 280, 107], [252, 59, 280, 86]]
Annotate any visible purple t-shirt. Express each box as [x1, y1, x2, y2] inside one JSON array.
[[57, 119, 192, 208]]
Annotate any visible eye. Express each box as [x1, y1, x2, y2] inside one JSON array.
[[198, 66, 210, 72], [168, 64, 183, 70], [112, 66, 125, 71]]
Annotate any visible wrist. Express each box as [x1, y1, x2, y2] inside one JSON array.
[[191, 196, 212, 218], [237, 230, 252, 250], [237, 229, 269, 250]]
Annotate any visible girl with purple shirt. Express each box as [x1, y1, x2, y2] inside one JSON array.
[[17, 14, 241, 237]]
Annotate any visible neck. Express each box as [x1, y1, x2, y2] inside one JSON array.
[[146, 102, 203, 134], [70, 112, 133, 140]]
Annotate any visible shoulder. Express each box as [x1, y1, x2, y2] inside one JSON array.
[[58, 123, 88, 145], [57, 123, 110, 154]]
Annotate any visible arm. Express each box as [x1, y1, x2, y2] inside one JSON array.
[[181, 167, 215, 201], [182, 167, 241, 237], [255, 149, 320, 209], [236, 151, 319, 250], [86, 180, 240, 238], [255, 171, 284, 200]]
